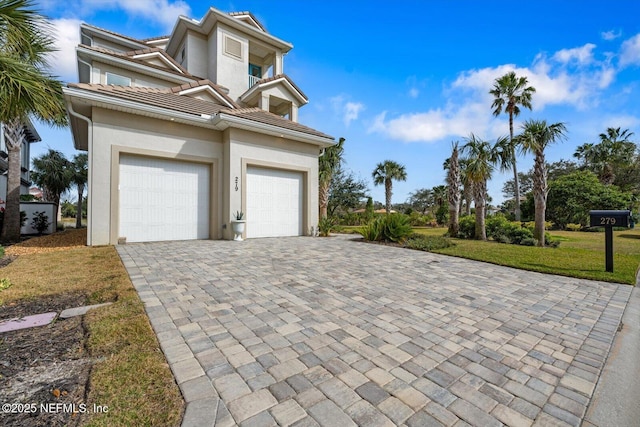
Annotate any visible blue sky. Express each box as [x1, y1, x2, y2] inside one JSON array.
[[35, 0, 640, 205]]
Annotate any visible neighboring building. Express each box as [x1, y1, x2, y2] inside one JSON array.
[[28, 186, 43, 199], [64, 7, 334, 245], [0, 119, 41, 202]]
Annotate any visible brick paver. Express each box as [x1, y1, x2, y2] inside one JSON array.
[[117, 235, 632, 426]]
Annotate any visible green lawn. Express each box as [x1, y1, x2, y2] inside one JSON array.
[[344, 226, 640, 285]]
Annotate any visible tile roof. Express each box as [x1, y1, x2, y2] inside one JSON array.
[[253, 74, 308, 101], [222, 108, 333, 139], [67, 83, 333, 141], [82, 24, 148, 46], [228, 11, 267, 32], [80, 45, 196, 78], [169, 80, 240, 108]]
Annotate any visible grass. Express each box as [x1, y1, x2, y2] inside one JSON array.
[[0, 236, 183, 426], [344, 225, 640, 285]]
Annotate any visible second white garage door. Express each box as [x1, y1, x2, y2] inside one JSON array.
[[246, 167, 303, 238], [119, 154, 210, 242]]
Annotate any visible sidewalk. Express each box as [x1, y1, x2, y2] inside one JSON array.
[[584, 286, 640, 427]]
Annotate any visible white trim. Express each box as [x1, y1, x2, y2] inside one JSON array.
[[77, 46, 195, 85], [213, 113, 333, 147], [63, 87, 334, 147], [80, 24, 148, 50], [132, 52, 184, 73], [240, 77, 308, 105], [177, 86, 235, 108]]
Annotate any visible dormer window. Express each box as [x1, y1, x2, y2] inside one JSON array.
[[106, 72, 131, 86]]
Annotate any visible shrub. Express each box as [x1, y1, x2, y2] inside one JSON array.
[[358, 214, 412, 243], [520, 237, 537, 246], [522, 220, 553, 231], [495, 234, 511, 244], [31, 211, 51, 235], [405, 234, 454, 251], [486, 215, 512, 239], [508, 227, 534, 245], [545, 232, 561, 248], [435, 205, 449, 225], [318, 216, 337, 237], [381, 214, 412, 243], [565, 223, 582, 231], [458, 215, 476, 239], [358, 216, 384, 241], [0, 209, 27, 231], [408, 211, 431, 227]]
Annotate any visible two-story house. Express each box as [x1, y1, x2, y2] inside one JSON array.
[[0, 119, 40, 201], [64, 7, 334, 245]]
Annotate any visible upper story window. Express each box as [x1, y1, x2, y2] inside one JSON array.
[[106, 72, 131, 86], [223, 34, 243, 60], [178, 45, 187, 66]]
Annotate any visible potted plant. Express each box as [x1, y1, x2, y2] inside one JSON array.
[[231, 210, 246, 241]]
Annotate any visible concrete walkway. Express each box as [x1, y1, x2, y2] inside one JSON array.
[[117, 235, 633, 427]]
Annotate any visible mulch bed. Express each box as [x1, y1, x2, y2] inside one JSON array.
[[0, 294, 94, 427]]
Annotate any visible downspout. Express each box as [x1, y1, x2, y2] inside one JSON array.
[[66, 102, 93, 246]]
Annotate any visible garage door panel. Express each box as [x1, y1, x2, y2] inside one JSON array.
[[119, 155, 209, 243], [246, 167, 303, 238]]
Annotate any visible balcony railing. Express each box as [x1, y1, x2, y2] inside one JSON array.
[[249, 74, 261, 88]]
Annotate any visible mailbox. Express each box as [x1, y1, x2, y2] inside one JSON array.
[[589, 210, 631, 228]]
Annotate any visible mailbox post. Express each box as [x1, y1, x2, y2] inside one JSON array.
[[589, 210, 631, 272]]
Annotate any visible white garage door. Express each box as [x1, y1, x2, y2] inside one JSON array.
[[119, 154, 209, 242], [246, 167, 303, 238]]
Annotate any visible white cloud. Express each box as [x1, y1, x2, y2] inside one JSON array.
[[370, 43, 620, 143], [553, 43, 596, 65], [48, 18, 82, 82], [408, 87, 420, 98], [620, 33, 640, 67], [42, 0, 191, 32], [601, 30, 622, 41], [330, 95, 364, 126]]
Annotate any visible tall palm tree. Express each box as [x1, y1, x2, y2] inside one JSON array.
[[518, 120, 567, 246], [319, 137, 344, 219], [0, 0, 67, 242], [372, 160, 407, 214], [31, 149, 72, 215], [462, 134, 502, 240], [71, 153, 88, 228], [490, 71, 536, 221], [574, 127, 635, 185], [446, 142, 461, 236]]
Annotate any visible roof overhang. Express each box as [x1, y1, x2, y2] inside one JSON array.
[[166, 7, 293, 57], [178, 86, 235, 108], [77, 45, 196, 85], [80, 24, 148, 51], [240, 77, 309, 106], [63, 87, 334, 150]]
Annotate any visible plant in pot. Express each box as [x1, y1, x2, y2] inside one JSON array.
[[231, 210, 246, 241]]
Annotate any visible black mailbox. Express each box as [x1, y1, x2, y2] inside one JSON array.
[[589, 210, 631, 228]]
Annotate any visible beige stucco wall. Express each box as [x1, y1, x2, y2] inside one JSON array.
[[223, 128, 320, 240], [215, 25, 249, 101], [185, 31, 208, 79], [87, 108, 322, 245], [89, 108, 223, 245]]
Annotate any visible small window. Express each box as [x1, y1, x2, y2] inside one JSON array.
[[106, 72, 131, 86], [224, 35, 242, 59]]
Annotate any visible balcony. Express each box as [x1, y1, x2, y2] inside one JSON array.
[[249, 74, 260, 88]]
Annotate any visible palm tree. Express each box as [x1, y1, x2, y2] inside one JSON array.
[[31, 149, 72, 215], [319, 137, 344, 219], [574, 127, 635, 185], [372, 160, 407, 214], [518, 120, 567, 246], [71, 153, 88, 228], [490, 71, 536, 221], [446, 142, 461, 236], [462, 134, 502, 240], [0, 0, 67, 242]]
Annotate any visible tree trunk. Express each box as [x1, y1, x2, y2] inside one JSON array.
[[76, 183, 84, 229], [509, 111, 521, 221], [1, 119, 24, 243], [319, 181, 329, 219], [463, 184, 472, 216], [533, 150, 547, 246], [385, 179, 392, 214], [473, 181, 487, 240], [447, 146, 461, 236]]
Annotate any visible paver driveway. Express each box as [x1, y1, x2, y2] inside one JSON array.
[[117, 235, 632, 427]]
